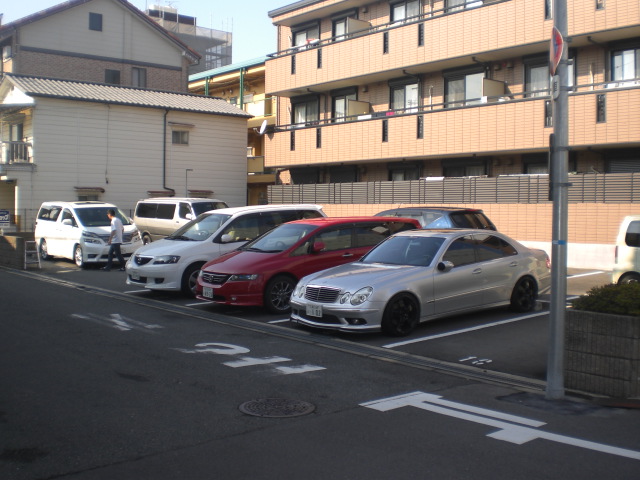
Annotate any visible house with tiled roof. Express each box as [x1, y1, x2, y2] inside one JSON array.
[[0, 73, 251, 230], [0, 0, 200, 92]]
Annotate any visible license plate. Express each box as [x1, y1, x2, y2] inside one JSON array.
[[131, 271, 140, 281], [306, 304, 322, 317], [203, 286, 213, 299]]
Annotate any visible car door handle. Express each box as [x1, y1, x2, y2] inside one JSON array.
[[510, 261, 519, 267], [472, 268, 482, 274], [342, 253, 354, 258]]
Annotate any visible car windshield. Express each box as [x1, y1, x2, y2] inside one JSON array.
[[75, 207, 132, 227], [167, 212, 231, 241], [240, 223, 317, 253], [361, 235, 446, 266], [192, 201, 229, 216]]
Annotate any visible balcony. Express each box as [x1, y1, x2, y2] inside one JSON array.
[[1, 141, 32, 164], [265, 85, 640, 168], [266, 0, 640, 97]]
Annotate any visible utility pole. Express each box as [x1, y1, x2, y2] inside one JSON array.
[[546, 0, 569, 400]]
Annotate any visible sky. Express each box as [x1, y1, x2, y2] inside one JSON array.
[[0, 0, 288, 64]]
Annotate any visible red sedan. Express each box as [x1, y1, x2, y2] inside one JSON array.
[[195, 217, 420, 314]]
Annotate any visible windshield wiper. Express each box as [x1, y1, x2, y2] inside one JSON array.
[[166, 235, 194, 241]]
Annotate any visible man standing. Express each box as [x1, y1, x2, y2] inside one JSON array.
[[102, 209, 126, 271]]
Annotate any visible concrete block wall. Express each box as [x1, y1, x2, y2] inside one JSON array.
[[565, 310, 640, 398], [0, 234, 35, 269]]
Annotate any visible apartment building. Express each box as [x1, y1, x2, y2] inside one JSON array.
[[264, 0, 640, 268], [189, 57, 278, 205], [0, 0, 199, 92]]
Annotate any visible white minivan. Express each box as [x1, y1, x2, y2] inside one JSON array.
[[126, 204, 325, 296], [612, 215, 640, 284], [35, 201, 142, 268]]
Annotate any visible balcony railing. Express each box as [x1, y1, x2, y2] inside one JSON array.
[[1, 141, 32, 163], [269, 173, 640, 206]]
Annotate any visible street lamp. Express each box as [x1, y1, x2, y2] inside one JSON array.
[[185, 169, 193, 197]]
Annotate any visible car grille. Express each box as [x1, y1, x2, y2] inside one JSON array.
[[133, 255, 153, 266], [98, 233, 135, 242], [201, 272, 230, 285], [304, 286, 341, 303]]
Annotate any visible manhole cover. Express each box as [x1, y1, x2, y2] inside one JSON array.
[[239, 398, 316, 418]]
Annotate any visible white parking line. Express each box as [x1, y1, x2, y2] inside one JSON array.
[[568, 270, 605, 279], [268, 318, 291, 324], [185, 301, 211, 307], [383, 312, 547, 349], [124, 289, 148, 294]]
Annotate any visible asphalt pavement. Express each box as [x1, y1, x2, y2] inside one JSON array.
[[1, 262, 638, 479]]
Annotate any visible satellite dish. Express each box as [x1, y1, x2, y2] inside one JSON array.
[[258, 119, 268, 135]]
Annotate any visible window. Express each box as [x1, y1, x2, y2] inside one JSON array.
[[390, 77, 419, 112], [444, 67, 484, 107], [525, 62, 550, 97], [523, 153, 549, 174], [172, 131, 189, 145], [442, 158, 486, 177], [442, 236, 477, 267], [328, 165, 358, 183], [179, 203, 193, 220], [447, 0, 482, 12], [132, 67, 147, 88], [316, 227, 352, 252], [332, 87, 357, 122], [388, 163, 421, 181], [292, 23, 320, 47], [391, 0, 420, 22], [89, 12, 103, 31], [474, 234, 517, 262], [291, 95, 319, 126], [333, 17, 348, 40], [105, 69, 120, 85], [625, 221, 640, 247], [611, 45, 640, 81]]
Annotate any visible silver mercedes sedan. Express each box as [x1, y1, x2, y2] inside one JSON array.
[[290, 229, 551, 336]]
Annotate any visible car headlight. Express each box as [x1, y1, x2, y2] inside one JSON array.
[[131, 230, 141, 242], [81, 231, 102, 244], [228, 274, 259, 281], [350, 287, 373, 306], [153, 255, 181, 265], [293, 283, 306, 298]]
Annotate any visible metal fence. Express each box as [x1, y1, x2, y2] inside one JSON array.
[[269, 173, 640, 205]]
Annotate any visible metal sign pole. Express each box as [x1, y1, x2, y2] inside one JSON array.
[[546, 0, 569, 400]]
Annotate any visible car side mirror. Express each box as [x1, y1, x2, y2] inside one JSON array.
[[437, 260, 454, 272], [220, 234, 234, 243], [185, 213, 193, 220], [311, 241, 325, 253], [62, 219, 74, 226]]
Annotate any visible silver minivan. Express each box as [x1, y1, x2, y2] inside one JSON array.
[[612, 215, 640, 284], [134, 197, 228, 244]]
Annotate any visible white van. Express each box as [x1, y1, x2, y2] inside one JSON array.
[[34, 201, 142, 268], [126, 204, 325, 296], [612, 215, 640, 284], [134, 197, 228, 244]]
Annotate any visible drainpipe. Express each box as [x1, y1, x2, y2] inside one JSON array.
[[239, 68, 246, 109], [162, 109, 175, 196]]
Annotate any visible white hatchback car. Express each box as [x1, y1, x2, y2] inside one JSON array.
[[126, 204, 325, 296], [34, 201, 142, 268]]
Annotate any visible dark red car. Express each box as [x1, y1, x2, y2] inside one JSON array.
[[195, 216, 420, 314]]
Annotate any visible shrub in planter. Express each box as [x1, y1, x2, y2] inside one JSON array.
[[571, 283, 640, 317]]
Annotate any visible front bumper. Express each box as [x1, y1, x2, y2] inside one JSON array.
[[125, 261, 182, 291], [289, 298, 384, 333], [196, 279, 265, 306], [84, 242, 139, 263]]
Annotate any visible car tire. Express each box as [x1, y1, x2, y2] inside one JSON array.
[[381, 293, 419, 337], [181, 262, 205, 297], [142, 234, 152, 245], [509, 276, 537, 312], [619, 273, 640, 284], [74, 244, 85, 268], [264, 275, 296, 314], [39, 239, 51, 261]]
